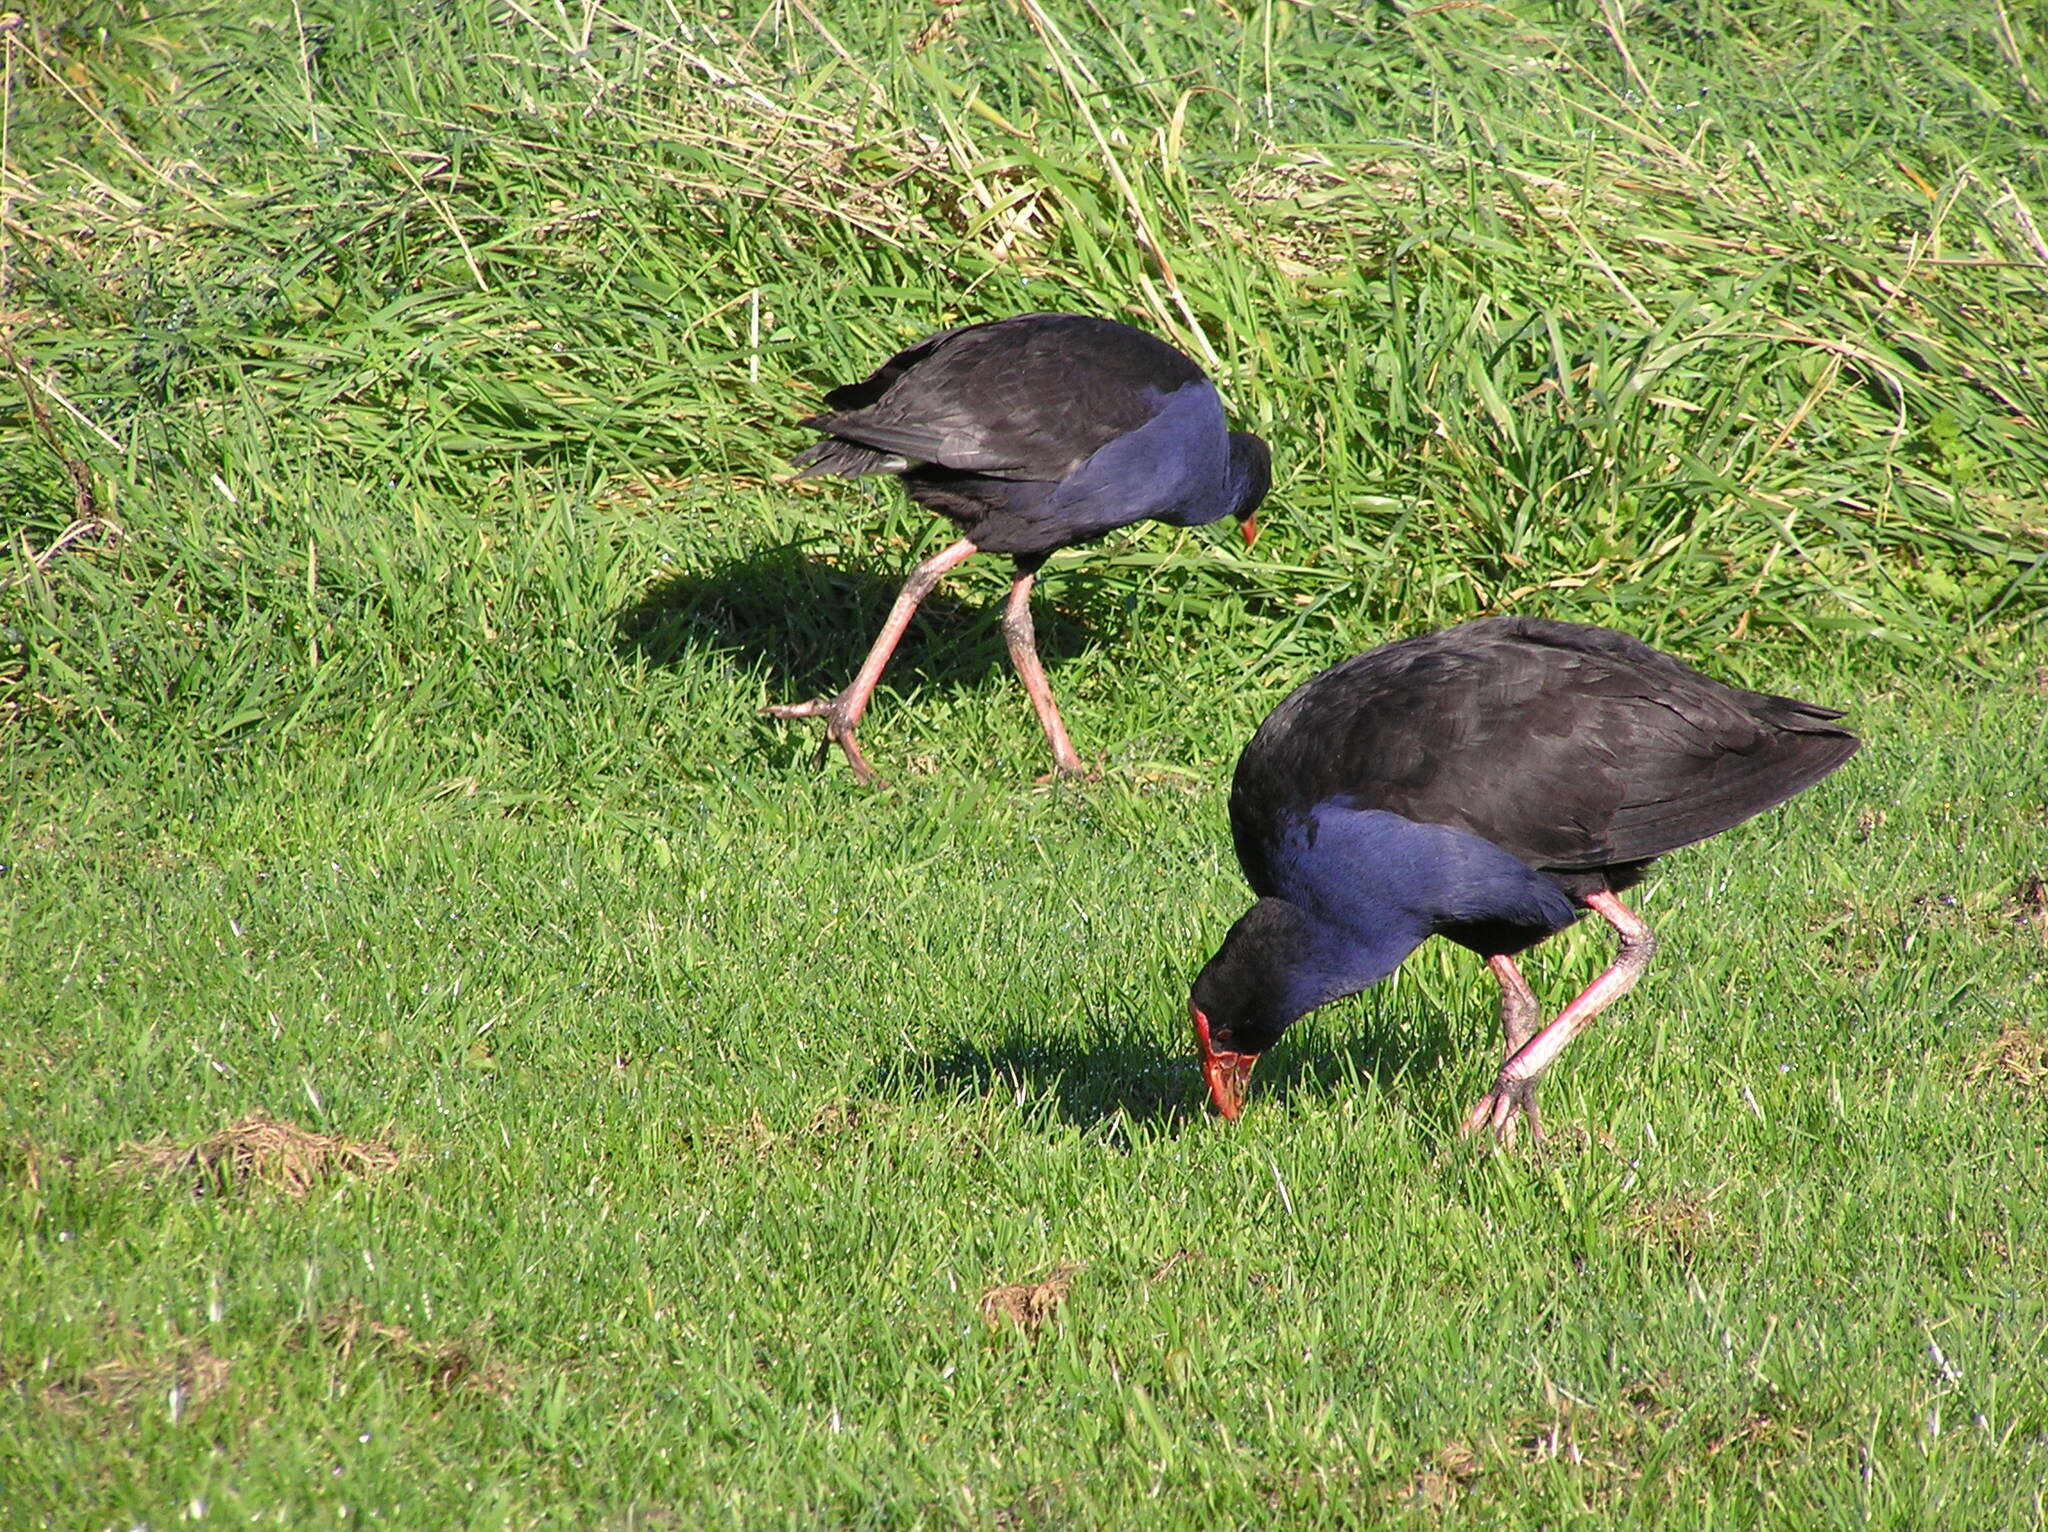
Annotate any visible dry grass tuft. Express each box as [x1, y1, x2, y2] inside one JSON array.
[[1966, 1023, 2048, 1098], [697, 1100, 894, 1161], [979, 1262, 1082, 1335], [1621, 1190, 1738, 1259], [1390, 1443, 1483, 1512], [807, 1099, 890, 1137], [2, 1136, 77, 1192], [317, 1302, 515, 1398], [16, 1340, 231, 1416], [116, 1112, 401, 1198], [1543, 1123, 1622, 1155], [1703, 1411, 1811, 1458]]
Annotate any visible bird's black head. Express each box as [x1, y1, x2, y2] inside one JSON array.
[[1227, 432, 1273, 547], [1188, 897, 1315, 1118]]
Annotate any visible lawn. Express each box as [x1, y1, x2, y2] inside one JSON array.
[[5, 0, 2047, 1526]]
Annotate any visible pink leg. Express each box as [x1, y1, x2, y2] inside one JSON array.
[[1463, 954, 1547, 1143], [1000, 567, 1086, 778], [1491, 953, 1542, 1056], [1462, 891, 1659, 1144], [762, 537, 978, 785]]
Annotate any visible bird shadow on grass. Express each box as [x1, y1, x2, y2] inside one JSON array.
[[881, 1010, 1464, 1141], [613, 541, 1116, 705], [1255, 1018, 1465, 1114]]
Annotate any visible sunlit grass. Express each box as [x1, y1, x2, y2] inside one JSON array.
[[4, 0, 2046, 1524]]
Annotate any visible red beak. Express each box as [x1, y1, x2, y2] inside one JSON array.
[[1238, 511, 1260, 549], [1191, 1002, 1257, 1120]]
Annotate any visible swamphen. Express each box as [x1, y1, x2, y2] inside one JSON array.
[[1190, 617, 1860, 1142], [766, 313, 1272, 784]]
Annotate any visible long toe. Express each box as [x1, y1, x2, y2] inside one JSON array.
[[1461, 1077, 1546, 1146], [832, 727, 882, 787], [763, 692, 886, 785], [762, 698, 834, 719]]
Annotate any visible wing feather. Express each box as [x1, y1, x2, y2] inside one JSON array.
[[1231, 618, 1859, 890], [800, 313, 1203, 481]]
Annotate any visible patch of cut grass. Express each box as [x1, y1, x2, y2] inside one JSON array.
[[1968, 1022, 2048, 1098], [114, 1112, 402, 1200], [979, 1262, 1084, 1335], [6, 1332, 232, 1419], [314, 1301, 515, 1399]]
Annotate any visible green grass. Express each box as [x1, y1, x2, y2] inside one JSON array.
[[5, 0, 2048, 1525]]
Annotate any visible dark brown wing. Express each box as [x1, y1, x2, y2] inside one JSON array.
[[1231, 617, 1859, 892], [799, 313, 1206, 482]]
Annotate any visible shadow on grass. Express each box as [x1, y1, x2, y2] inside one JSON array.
[[613, 541, 1112, 705], [885, 1036, 1205, 1132], [883, 1009, 1463, 1137]]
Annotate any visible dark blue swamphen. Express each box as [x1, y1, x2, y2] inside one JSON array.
[[1190, 617, 1860, 1142], [766, 312, 1272, 784]]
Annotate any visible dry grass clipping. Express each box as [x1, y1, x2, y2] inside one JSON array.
[[317, 1302, 514, 1398], [2, 1137, 77, 1193], [695, 1100, 893, 1161], [1390, 1444, 1482, 1512], [19, 1344, 230, 1416], [979, 1263, 1081, 1335], [117, 1112, 400, 1198], [1621, 1190, 1739, 1260], [1967, 1023, 2048, 1098]]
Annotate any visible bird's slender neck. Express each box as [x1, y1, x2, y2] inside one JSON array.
[[1201, 806, 1582, 1058]]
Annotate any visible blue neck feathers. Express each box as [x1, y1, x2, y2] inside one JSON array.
[[1195, 803, 1586, 1059], [1260, 804, 1581, 1022]]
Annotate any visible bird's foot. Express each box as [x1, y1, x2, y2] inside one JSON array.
[[1460, 1075, 1546, 1146], [760, 694, 885, 786]]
